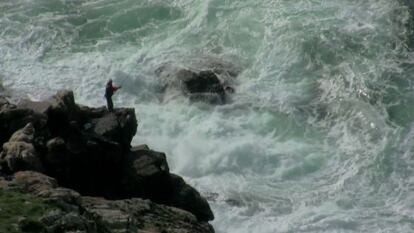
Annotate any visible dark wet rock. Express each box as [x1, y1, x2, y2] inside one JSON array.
[[122, 145, 170, 201], [0, 90, 214, 231], [42, 133, 124, 199], [169, 174, 214, 222], [177, 69, 226, 104], [179, 70, 224, 95], [92, 109, 137, 148], [1, 172, 214, 233], [18, 90, 78, 127], [18, 217, 47, 233], [156, 65, 236, 104], [121, 145, 214, 221], [85, 144, 214, 222], [0, 107, 47, 150], [0, 96, 9, 110], [2, 92, 135, 197], [82, 197, 215, 233], [16, 90, 136, 148], [93, 113, 119, 137]]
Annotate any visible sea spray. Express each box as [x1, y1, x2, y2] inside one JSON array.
[[2, 0, 414, 232]]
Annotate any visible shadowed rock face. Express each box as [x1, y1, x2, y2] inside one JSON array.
[[121, 147, 214, 221], [0, 90, 214, 225]]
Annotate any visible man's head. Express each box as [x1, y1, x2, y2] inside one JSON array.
[[107, 79, 113, 85]]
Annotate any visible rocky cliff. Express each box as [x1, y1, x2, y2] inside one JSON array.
[[0, 90, 214, 233]]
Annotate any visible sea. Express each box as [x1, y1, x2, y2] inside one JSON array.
[[2, 0, 414, 232]]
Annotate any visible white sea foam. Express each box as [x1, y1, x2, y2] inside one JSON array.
[[2, 0, 414, 232]]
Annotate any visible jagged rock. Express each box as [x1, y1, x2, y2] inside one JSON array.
[[1, 172, 214, 233], [169, 174, 214, 222], [17, 90, 80, 138], [122, 146, 213, 221], [13, 171, 58, 194], [9, 122, 35, 143], [11, 94, 135, 197], [178, 70, 226, 104], [12, 171, 81, 210], [156, 66, 234, 104], [82, 197, 215, 233], [122, 145, 170, 201], [1, 141, 39, 172], [93, 113, 118, 137], [44, 212, 95, 233], [17, 99, 54, 115], [0, 123, 44, 173], [0, 107, 47, 149], [17, 91, 136, 148], [52, 90, 77, 111], [181, 70, 224, 95], [92, 108, 137, 148], [17, 90, 78, 119], [0, 96, 9, 111], [0, 90, 215, 231], [114, 108, 137, 147], [42, 134, 124, 199]]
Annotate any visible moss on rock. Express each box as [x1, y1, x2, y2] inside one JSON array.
[[0, 189, 57, 233]]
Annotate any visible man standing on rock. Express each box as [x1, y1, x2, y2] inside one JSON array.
[[105, 79, 121, 112]]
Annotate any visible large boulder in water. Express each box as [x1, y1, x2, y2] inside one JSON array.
[[178, 70, 225, 94], [156, 65, 235, 104]]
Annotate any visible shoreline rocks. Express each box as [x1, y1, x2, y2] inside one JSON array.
[[0, 90, 214, 232], [0, 171, 214, 233]]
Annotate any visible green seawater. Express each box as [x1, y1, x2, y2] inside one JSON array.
[[2, 0, 414, 232]]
